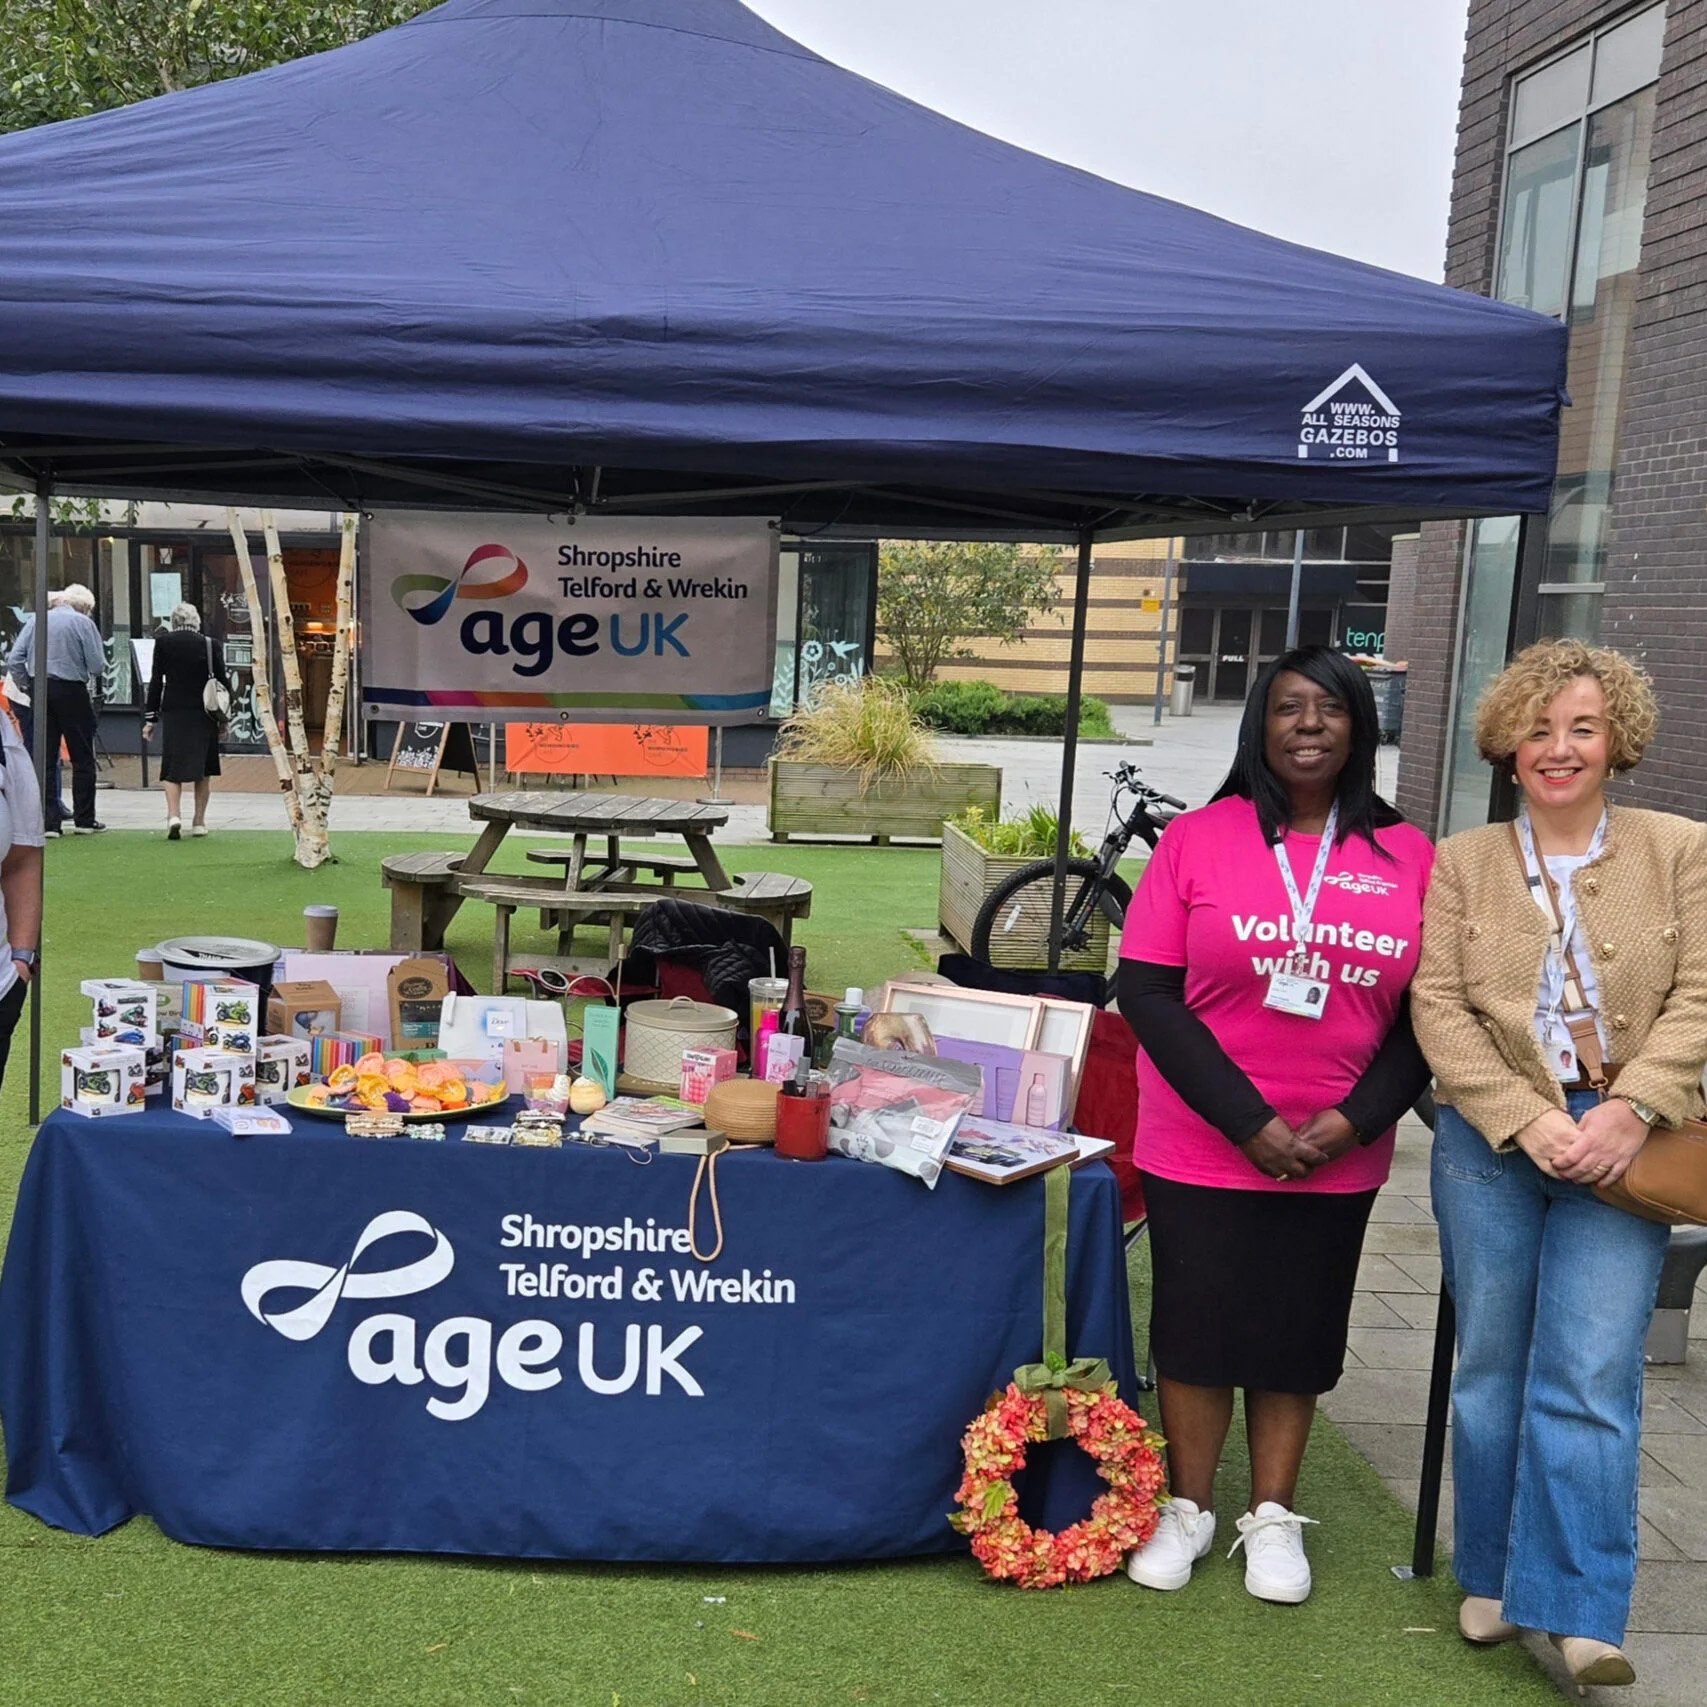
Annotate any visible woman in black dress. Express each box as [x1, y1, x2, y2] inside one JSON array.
[[143, 603, 228, 839]]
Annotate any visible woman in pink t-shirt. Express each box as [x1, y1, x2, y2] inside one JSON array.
[[1119, 646, 1433, 1605]]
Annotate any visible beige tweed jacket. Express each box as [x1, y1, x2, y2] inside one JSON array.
[[1413, 806, 1707, 1148]]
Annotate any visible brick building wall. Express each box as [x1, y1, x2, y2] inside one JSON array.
[[1398, 0, 1707, 829], [875, 537, 1179, 703], [1382, 532, 1421, 663]]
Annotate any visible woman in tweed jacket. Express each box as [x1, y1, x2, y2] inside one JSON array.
[[1413, 640, 1707, 1691]]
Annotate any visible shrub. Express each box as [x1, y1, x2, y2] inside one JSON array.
[[913, 679, 1117, 739], [950, 803, 1091, 859], [912, 679, 1005, 734]]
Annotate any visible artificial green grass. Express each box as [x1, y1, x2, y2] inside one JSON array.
[[0, 832, 1557, 1707]]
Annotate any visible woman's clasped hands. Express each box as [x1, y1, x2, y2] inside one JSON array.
[[1243, 1110, 1360, 1182], [1515, 1101, 1651, 1186]]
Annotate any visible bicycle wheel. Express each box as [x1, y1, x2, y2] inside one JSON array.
[[969, 860, 1132, 970]]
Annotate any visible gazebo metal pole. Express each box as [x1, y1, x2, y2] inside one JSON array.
[[1284, 528, 1304, 649], [1152, 537, 1176, 726], [1047, 532, 1095, 972], [1409, 1286, 1457, 1578], [27, 471, 51, 1124]]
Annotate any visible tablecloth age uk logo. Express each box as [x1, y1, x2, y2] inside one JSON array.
[[390, 539, 742, 678], [240, 1210, 706, 1422], [1297, 363, 1402, 463]]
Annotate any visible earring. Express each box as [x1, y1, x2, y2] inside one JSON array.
[[1609, 766, 1620, 782]]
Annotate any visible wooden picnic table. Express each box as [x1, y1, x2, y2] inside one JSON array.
[[382, 791, 807, 988], [463, 789, 733, 892]]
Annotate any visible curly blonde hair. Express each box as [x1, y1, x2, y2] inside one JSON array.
[[1474, 639, 1658, 772]]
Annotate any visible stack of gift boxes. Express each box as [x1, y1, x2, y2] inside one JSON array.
[[64, 978, 311, 1121]]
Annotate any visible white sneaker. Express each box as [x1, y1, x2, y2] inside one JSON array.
[[1126, 1496, 1216, 1590], [1230, 1501, 1317, 1603]]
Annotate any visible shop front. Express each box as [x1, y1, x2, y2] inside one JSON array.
[[0, 509, 348, 762]]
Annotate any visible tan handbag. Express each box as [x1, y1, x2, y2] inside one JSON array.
[[1512, 822, 1707, 1226]]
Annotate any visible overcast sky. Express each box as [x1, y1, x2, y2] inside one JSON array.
[[746, 0, 1472, 281]]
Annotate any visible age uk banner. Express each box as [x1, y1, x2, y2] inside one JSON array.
[[362, 513, 778, 724]]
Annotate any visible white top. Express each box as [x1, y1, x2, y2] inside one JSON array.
[[0, 711, 46, 998], [1533, 849, 1607, 1074]]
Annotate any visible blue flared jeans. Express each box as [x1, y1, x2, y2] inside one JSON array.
[[1432, 1094, 1669, 1645]]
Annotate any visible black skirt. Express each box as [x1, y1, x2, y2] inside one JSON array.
[[1139, 1171, 1378, 1394], [159, 707, 222, 784]]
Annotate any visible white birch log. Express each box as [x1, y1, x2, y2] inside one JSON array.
[[318, 513, 358, 796], [259, 511, 331, 867], [224, 509, 305, 841]]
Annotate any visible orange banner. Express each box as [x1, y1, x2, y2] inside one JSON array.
[[504, 722, 709, 778]]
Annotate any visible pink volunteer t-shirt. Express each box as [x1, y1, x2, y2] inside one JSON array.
[[1120, 794, 1433, 1194]]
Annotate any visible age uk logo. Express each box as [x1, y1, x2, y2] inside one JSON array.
[[391, 543, 529, 626]]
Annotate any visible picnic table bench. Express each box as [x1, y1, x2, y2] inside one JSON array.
[[382, 793, 812, 989]]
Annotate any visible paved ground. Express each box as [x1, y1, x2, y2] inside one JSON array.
[[78, 710, 1701, 1698], [85, 703, 1399, 841]]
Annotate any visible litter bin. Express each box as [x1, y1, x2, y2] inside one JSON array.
[[1367, 665, 1407, 745], [1168, 664, 1196, 718]]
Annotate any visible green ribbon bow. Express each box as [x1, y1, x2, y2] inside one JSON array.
[[1010, 1164, 1113, 1439]]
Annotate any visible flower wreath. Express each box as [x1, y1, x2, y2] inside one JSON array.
[[950, 1371, 1166, 1589]]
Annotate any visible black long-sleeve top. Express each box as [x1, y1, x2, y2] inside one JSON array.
[[146, 628, 229, 718], [1117, 958, 1430, 1145]]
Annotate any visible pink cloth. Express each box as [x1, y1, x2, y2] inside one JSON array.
[[1120, 794, 1434, 1194]]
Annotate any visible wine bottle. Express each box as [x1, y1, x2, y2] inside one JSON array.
[[778, 944, 815, 1064]]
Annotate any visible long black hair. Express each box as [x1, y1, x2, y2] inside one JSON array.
[[1210, 645, 1402, 854]]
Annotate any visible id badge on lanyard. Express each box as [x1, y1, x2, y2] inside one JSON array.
[[1262, 804, 1339, 1020], [1517, 810, 1606, 1080]]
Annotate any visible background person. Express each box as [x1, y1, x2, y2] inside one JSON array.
[[0, 703, 44, 1081], [9, 581, 105, 835], [4, 591, 69, 825], [143, 603, 228, 840], [1118, 646, 1433, 1604], [1412, 641, 1707, 1692]]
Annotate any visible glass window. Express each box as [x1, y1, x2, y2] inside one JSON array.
[[769, 550, 801, 718], [1441, 13, 1661, 829], [1591, 4, 1666, 109], [1511, 43, 1592, 149], [1304, 528, 1345, 561], [1497, 124, 1582, 316], [1444, 517, 1522, 835], [796, 545, 875, 706], [1259, 607, 1291, 654], [1178, 605, 1215, 655]]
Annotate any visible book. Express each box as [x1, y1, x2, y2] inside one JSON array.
[[580, 1096, 705, 1139], [945, 1117, 1112, 1186]]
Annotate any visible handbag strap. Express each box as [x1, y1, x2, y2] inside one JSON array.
[[1508, 820, 1609, 1092]]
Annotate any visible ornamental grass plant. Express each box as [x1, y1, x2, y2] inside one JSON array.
[[773, 676, 940, 792]]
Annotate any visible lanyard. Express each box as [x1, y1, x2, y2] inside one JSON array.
[[1272, 802, 1339, 964], [1517, 809, 1606, 1024]]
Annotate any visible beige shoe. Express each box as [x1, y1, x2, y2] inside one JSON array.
[[1550, 1634, 1635, 1689], [1459, 1596, 1518, 1644]]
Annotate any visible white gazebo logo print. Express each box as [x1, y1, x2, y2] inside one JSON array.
[[1298, 363, 1401, 463]]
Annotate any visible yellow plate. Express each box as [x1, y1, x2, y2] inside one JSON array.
[[285, 1083, 510, 1123]]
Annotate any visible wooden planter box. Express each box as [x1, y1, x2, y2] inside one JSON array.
[[938, 820, 1111, 972], [767, 760, 1000, 845]]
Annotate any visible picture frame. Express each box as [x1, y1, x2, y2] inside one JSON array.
[[877, 981, 1043, 1053], [1036, 997, 1097, 1119]]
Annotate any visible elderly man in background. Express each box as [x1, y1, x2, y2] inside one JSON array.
[[5, 589, 70, 827], [7, 581, 106, 836]]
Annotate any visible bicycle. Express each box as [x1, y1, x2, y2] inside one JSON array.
[[969, 761, 1185, 969]]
